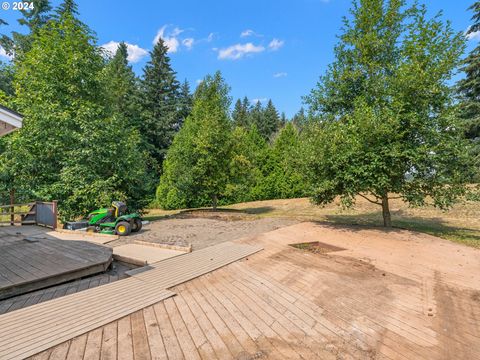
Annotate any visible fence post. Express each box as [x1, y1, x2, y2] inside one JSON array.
[[52, 200, 58, 230], [9, 188, 14, 226]]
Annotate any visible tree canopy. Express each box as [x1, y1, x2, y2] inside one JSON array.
[[157, 72, 232, 210], [2, 1, 148, 219], [304, 0, 470, 227]]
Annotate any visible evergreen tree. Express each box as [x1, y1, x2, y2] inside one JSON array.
[[279, 112, 287, 128], [262, 99, 280, 139], [232, 96, 250, 127], [292, 107, 308, 131], [140, 38, 181, 169], [5, 0, 148, 219], [458, 2, 480, 161], [249, 101, 264, 135], [103, 42, 141, 129], [304, 0, 469, 227], [178, 79, 193, 130], [157, 72, 232, 210]]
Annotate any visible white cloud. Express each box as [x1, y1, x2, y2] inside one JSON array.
[[207, 33, 215, 42], [240, 29, 263, 38], [218, 43, 265, 60], [153, 25, 199, 52], [153, 25, 181, 53], [0, 46, 12, 60], [273, 72, 287, 78], [252, 98, 267, 104], [268, 38, 284, 51], [100, 41, 148, 63], [196, 79, 203, 84], [466, 28, 480, 41], [241, 29, 255, 37], [182, 38, 194, 49]]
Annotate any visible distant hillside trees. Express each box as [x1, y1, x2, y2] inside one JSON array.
[[304, 0, 472, 227]]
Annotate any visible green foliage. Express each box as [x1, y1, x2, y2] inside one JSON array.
[[140, 38, 181, 169], [261, 99, 280, 140], [103, 42, 142, 129], [458, 2, 480, 166], [178, 79, 193, 130], [4, 5, 148, 220], [157, 72, 232, 209], [226, 125, 269, 203], [292, 107, 308, 131], [304, 0, 469, 226], [0, 61, 14, 96], [268, 122, 306, 199], [232, 96, 251, 128]]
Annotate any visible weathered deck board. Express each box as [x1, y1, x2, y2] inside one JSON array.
[[0, 241, 263, 360], [0, 226, 112, 300]]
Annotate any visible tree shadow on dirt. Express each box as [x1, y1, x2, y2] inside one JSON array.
[[319, 212, 480, 247]]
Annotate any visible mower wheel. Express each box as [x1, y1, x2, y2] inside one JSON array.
[[132, 218, 143, 232], [115, 221, 131, 236]]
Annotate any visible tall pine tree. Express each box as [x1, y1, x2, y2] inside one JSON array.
[[103, 42, 141, 129], [262, 99, 280, 139], [458, 2, 480, 158], [249, 101, 264, 134], [232, 96, 250, 127], [140, 38, 181, 170], [178, 79, 193, 130]]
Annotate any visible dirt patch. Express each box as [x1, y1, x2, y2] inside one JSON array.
[[109, 213, 298, 250], [290, 241, 345, 254]]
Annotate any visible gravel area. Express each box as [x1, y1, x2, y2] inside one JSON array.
[[109, 214, 299, 250]]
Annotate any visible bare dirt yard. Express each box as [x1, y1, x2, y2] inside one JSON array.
[[110, 211, 299, 249]]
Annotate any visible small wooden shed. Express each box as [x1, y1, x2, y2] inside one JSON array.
[[0, 104, 23, 137]]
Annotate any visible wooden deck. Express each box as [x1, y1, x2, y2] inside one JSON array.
[[0, 241, 262, 360], [0, 226, 112, 300], [28, 222, 480, 360]]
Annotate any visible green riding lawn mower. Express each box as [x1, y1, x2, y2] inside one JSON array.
[[64, 201, 143, 236]]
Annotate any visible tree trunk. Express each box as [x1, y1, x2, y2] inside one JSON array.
[[381, 195, 392, 227], [212, 194, 218, 211]]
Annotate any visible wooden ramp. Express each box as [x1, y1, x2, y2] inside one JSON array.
[[0, 241, 263, 360], [0, 227, 112, 300]]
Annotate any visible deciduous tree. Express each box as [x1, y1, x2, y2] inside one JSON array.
[[157, 72, 232, 210], [304, 0, 469, 227]]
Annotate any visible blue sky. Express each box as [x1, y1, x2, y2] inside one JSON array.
[[0, 0, 477, 117]]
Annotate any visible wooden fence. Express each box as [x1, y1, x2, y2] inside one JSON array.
[[0, 201, 58, 229]]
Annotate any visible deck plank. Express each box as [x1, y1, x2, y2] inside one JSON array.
[[0, 229, 112, 300], [1, 241, 262, 360], [130, 311, 151, 360], [116, 316, 134, 360]]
